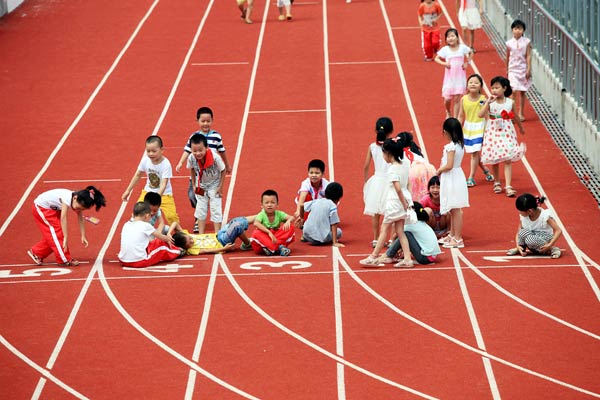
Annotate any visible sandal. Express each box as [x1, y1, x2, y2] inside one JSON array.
[[483, 169, 494, 182], [493, 182, 503, 194], [359, 255, 382, 267], [506, 247, 519, 256], [438, 234, 453, 245], [444, 238, 465, 248], [27, 249, 43, 266], [371, 240, 378, 248], [550, 247, 561, 259], [466, 178, 476, 187], [505, 186, 517, 197], [394, 259, 414, 268]]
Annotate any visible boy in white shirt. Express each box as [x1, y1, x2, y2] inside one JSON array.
[[302, 182, 344, 247]]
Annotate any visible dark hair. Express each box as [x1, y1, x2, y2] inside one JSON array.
[[196, 106, 214, 120], [515, 193, 546, 212], [261, 189, 279, 202], [382, 137, 405, 162], [375, 117, 394, 142], [144, 191, 162, 207], [325, 182, 343, 203], [467, 73, 483, 87], [173, 232, 191, 249], [511, 19, 526, 31], [308, 159, 325, 173], [74, 186, 106, 211], [146, 135, 163, 148], [190, 133, 207, 147], [427, 175, 440, 189], [445, 28, 460, 41], [442, 118, 464, 147], [412, 201, 429, 222], [490, 76, 513, 97], [397, 131, 423, 157], [133, 201, 151, 217]]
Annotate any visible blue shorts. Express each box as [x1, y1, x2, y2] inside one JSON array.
[[217, 217, 249, 245]]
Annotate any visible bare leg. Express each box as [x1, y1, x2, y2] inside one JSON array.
[[470, 29, 475, 50], [504, 162, 513, 188], [394, 220, 412, 263], [196, 219, 206, 234], [452, 95, 461, 117], [213, 222, 222, 232], [444, 98, 452, 117], [244, 0, 253, 23], [371, 214, 381, 241], [492, 164, 500, 182], [450, 208, 463, 240], [462, 27, 470, 47], [370, 222, 391, 258], [518, 91, 526, 120], [468, 152, 478, 180]]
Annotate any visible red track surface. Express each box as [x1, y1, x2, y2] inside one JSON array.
[[1, 0, 599, 399]]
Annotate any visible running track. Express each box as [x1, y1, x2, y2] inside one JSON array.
[[1, 0, 599, 398]]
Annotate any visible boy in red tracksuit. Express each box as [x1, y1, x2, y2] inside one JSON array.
[[250, 189, 295, 256], [418, 0, 442, 61]]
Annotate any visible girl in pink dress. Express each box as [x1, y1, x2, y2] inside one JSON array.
[[479, 76, 526, 197], [506, 19, 532, 121], [434, 28, 473, 118]]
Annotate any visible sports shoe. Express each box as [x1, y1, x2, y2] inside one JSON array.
[[59, 259, 80, 267], [438, 234, 453, 245], [240, 242, 252, 251], [263, 247, 275, 256], [359, 255, 381, 267], [27, 249, 43, 266], [443, 238, 464, 248], [193, 221, 199, 233], [550, 247, 561, 259], [278, 245, 291, 256]]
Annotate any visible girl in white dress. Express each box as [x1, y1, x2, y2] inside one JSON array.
[[506, 19, 532, 121], [363, 117, 394, 246], [361, 137, 414, 268], [436, 118, 469, 248]]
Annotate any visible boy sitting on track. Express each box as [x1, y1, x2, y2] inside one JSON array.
[[171, 216, 255, 255], [301, 182, 344, 247], [250, 189, 295, 256], [293, 159, 330, 228], [118, 202, 183, 268]]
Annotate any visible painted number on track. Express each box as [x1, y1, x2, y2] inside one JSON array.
[[0, 268, 72, 279], [240, 260, 312, 271]]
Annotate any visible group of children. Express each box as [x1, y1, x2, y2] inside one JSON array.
[[26, 5, 562, 268]]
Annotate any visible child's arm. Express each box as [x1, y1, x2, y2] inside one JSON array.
[[122, 171, 144, 201], [434, 54, 449, 69], [525, 42, 532, 79], [281, 213, 294, 231], [539, 217, 562, 253], [216, 168, 227, 198], [176, 151, 190, 173], [167, 221, 183, 236], [505, 47, 511, 74], [77, 211, 89, 248], [457, 96, 466, 124], [363, 147, 373, 182], [294, 192, 309, 221], [60, 202, 70, 250], [153, 229, 174, 245], [436, 149, 455, 176], [254, 219, 277, 243], [477, 96, 494, 119], [331, 223, 344, 247], [220, 150, 232, 174], [155, 209, 167, 235], [392, 181, 410, 211], [157, 178, 168, 196], [512, 101, 525, 135], [197, 243, 235, 254]]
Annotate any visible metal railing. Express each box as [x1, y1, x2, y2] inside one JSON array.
[[497, 0, 600, 130]]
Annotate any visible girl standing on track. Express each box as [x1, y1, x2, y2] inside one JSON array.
[[237, 0, 254, 24], [479, 76, 525, 197], [457, 0, 483, 52], [28, 186, 106, 266], [436, 118, 469, 248], [434, 28, 473, 118], [457, 73, 494, 187], [360, 137, 414, 268], [507, 193, 562, 258], [363, 117, 395, 247], [506, 19, 532, 121]]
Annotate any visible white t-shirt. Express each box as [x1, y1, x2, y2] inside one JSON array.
[[118, 220, 156, 262], [138, 156, 173, 195], [520, 208, 554, 235], [34, 189, 73, 210], [186, 149, 225, 190]]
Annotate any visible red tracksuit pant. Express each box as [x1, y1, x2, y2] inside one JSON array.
[[119, 238, 181, 268], [421, 30, 440, 59], [31, 204, 71, 264], [250, 228, 295, 254]]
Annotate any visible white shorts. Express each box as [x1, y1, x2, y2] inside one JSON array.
[[194, 188, 223, 223]]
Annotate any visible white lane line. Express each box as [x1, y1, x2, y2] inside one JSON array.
[[248, 109, 326, 114], [456, 250, 600, 340], [191, 62, 249, 66], [0, 335, 89, 399], [338, 256, 600, 398], [451, 249, 501, 399], [218, 258, 439, 399], [28, 2, 163, 397], [436, 0, 600, 301], [329, 60, 395, 65], [43, 179, 122, 184]]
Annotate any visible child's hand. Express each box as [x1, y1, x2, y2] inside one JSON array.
[[487, 96, 497, 104], [294, 218, 304, 229], [539, 243, 552, 253], [462, 62, 469, 70], [167, 234, 174, 245], [222, 243, 235, 251], [175, 162, 183, 173], [517, 245, 527, 257], [121, 190, 131, 201], [445, 62, 451, 69], [269, 232, 277, 243], [81, 236, 89, 248], [282, 220, 291, 231], [333, 242, 345, 248]]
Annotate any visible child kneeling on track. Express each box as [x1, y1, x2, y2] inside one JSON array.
[[301, 182, 344, 247], [171, 216, 255, 255], [118, 202, 183, 268], [507, 193, 562, 258], [382, 201, 441, 265], [251, 189, 295, 256], [28, 186, 106, 267]]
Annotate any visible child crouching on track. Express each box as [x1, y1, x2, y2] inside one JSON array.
[[251, 189, 295, 256], [28, 186, 106, 267], [118, 202, 183, 268], [507, 193, 562, 258], [301, 182, 344, 247], [171, 216, 255, 255]]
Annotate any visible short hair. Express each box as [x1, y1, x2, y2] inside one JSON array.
[[445, 28, 460, 41], [144, 191, 162, 207], [190, 133, 207, 146], [173, 232, 191, 249], [325, 182, 343, 203], [490, 75, 513, 98], [146, 135, 163, 148], [511, 19, 526, 31], [133, 201, 151, 217], [196, 106, 214, 120], [308, 159, 325, 173], [261, 189, 279, 202]]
